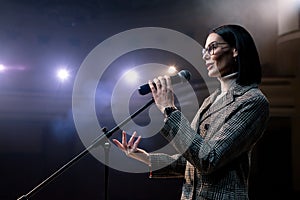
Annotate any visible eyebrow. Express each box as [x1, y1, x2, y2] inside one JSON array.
[[205, 41, 218, 48], [205, 41, 227, 48]]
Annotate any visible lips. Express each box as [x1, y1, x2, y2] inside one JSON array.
[[206, 63, 214, 70]]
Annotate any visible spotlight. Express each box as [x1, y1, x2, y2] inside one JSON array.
[[168, 65, 177, 74], [0, 64, 6, 72], [124, 69, 138, 84], [57, 68, 70, 81]]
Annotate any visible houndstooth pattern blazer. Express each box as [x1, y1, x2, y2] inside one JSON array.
[[149, 83, 269, 200]]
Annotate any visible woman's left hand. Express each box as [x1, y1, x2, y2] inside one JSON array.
[[112, 131, 150, 165]]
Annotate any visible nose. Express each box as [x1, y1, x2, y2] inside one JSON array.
[[202, 51, 210, 60]]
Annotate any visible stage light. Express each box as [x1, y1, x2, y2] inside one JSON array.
[[168, 65, 177, 74], [57, 68, 70, 81], [0, 64, 5, 72], [124, 69, 138, 84]]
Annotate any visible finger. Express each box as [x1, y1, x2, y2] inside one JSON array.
[[149, 80, 157, 93], [153, 77, 162, 90], [122, 131, 128, 147], [132, 135, 142, 150], [127, 132, 137, 147], [112, 139, 124, 150], [164, 75, 173, 90], [158, 76, 167, 92]]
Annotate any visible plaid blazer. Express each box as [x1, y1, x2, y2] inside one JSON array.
[[150, 83, 269, 200]]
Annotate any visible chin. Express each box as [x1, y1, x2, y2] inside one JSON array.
[[208, 71, 219, 78]]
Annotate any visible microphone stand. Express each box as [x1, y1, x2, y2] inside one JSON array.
[[17, 98, 155, 200], [102, 128, 111, 200]]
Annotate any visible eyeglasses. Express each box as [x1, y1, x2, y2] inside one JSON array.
[[202, 42, 229, 57]]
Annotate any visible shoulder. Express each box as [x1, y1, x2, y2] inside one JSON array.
[[235, 84, 268, 101], [232, 84, 269, 111]]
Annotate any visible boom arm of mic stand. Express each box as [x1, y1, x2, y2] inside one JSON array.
[[17, 98, 155, 200]]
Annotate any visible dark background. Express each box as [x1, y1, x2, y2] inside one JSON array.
[[0, 0, 299, 199]]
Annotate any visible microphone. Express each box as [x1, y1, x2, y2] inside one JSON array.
[[138, 70, 191, 95]]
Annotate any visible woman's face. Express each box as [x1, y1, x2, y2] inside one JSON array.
[[202, 33, 238, 78]]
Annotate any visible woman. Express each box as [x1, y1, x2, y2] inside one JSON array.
[[113, 24, 269, 199]]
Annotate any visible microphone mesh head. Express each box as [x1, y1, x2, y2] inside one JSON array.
[[178, 70, 191, 82]]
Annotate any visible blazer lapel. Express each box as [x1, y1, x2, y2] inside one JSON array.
[[199, 91, 234, 124], [192, 83, 258, 132], [200, 89, 220, 113], [192, 89, 220, 129], [198, 84, 258, 124]]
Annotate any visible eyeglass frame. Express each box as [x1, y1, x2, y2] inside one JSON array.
[[202, 42, 229, 57]]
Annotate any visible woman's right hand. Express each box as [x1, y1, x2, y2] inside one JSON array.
[[113, 131, 150, 166], [149, 75, 176, 114]]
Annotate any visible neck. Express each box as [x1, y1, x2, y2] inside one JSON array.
[[218, 72, 238, 93]]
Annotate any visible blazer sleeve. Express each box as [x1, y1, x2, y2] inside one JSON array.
[[149, 153, 186, 178], [159, 92, 269, 174]]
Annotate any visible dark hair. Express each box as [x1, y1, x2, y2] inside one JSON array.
[[209, 24, 261, 85]]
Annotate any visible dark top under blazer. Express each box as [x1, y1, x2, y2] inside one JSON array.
[[149, 83, 269, 200]]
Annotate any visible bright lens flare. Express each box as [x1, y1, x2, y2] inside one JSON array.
[[57, 68, 70, 81], [0, 64, 5, 72], [124, 70, 138, 84], [168, 66, 177, 74]]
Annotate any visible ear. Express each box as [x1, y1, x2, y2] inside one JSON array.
[[232, 48, 238, 58]]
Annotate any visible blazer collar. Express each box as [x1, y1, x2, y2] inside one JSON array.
[[198, 83, 258, 124]]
